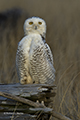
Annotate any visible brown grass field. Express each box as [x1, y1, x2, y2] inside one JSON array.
[[0, 0, 80, 119]]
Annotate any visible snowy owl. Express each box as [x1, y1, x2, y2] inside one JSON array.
[[16, 17, 55, 84]]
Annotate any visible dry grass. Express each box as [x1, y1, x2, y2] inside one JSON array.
[[0, 0, 80, 119]]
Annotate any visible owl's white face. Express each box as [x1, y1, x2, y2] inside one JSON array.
[[24, 17, 46, 39]]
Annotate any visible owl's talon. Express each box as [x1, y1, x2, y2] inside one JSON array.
[[36, 100, 39, 103], [41, 101, 45, 106], [20, 79, 27, 84]]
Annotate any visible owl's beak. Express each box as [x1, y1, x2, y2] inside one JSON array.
[[34, 26, 37, 30]]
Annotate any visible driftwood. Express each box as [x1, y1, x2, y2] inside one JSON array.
[[0, 91, 44, 108], [0, 83, 56, 120], [0, 83, 72, 120]]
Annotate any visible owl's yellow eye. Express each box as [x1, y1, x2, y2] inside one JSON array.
[[29, 22, 33, 25], [38, 22, 42, 25]]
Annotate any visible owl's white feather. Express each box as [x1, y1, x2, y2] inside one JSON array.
[[16, 17, 55, 84]]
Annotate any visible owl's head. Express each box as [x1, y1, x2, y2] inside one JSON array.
[[24, 17, 46, 39]]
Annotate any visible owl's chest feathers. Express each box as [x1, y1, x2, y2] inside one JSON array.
[[19, 34, 44, 68], [20, 34, 43, 53]]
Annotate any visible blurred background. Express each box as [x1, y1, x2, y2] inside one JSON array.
[[0, 0, 80, 119]]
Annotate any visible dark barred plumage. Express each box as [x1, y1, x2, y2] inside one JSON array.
[[29, 40, 55, 84]]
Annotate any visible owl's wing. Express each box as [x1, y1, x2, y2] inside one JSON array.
[[16, 36, 31, 81], [16, 43, 26, 81], [44, 43, 54, 65], [29, 38, 55, 84]]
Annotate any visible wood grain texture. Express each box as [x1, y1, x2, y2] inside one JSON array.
[[0, 84, 72, 120]]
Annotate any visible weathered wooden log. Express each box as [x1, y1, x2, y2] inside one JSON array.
[[0, 83, 72, 120], [0, 91, 45, 108], [0, 83, 56, 96], [0, 83, 56, 104], [0, 83, 56, 120], [0, 112, 37, 120]]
